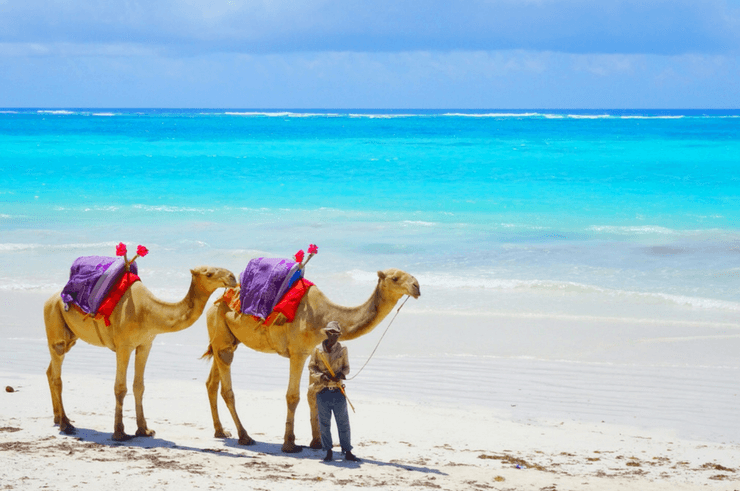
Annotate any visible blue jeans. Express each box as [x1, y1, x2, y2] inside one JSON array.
[[316, 388, 352, 453]]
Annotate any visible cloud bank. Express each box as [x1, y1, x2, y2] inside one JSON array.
[[1, 0, 738, 107], [1, 0, 739, 56]]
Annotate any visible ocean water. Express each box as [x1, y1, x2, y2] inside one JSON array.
[[1, 108, 740, 365]]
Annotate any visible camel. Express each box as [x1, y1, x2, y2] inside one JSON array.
[[203, 268, 420, 452], [44, 266, 237, 441]]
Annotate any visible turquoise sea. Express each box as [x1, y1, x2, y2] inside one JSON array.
[[2, 108, 739, 301], [2, 108, 739, 442]]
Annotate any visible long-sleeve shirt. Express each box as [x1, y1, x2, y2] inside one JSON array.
[[308, 341, 350, 393]]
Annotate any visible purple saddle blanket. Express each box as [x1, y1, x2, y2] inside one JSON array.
[[60, 256, 138, 314], [239, 257, 304, 319]]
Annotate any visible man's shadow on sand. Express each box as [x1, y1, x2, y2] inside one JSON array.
[[220, 438, 447, 475], [68, 427, 446, 475]]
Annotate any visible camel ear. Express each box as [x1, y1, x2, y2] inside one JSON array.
[[377, 270, 386, 280]]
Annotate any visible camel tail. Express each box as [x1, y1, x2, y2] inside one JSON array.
[[201, 345, 214, 360]]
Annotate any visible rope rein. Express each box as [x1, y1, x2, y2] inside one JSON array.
[[346, 295, 409, 381]]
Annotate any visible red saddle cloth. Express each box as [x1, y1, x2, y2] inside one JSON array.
[[221, 277, 314, 324], [97, 271, 140, 326], [271, 278, 313, 322]]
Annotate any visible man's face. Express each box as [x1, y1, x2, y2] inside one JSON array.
[[326, 331, 340, 345]]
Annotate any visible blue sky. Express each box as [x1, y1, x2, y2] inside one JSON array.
[[1, 0, 739, 108]]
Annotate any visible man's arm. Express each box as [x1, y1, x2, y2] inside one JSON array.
[[309, 348, 332, 382], [336, 346, 350, 380]]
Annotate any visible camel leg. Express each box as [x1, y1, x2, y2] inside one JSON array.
[[307, 386, 322, 449], [205, 359, 230, 438], [112, 347, 134, 441], [282, 353, 308, 453], [133, 342, 155, 437], [206, 353, 244, 440], [213, 347, 255, 445], [44, 299, 77, 435]]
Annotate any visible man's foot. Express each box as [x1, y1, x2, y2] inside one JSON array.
[[323, 450, 333, 462], [345, 451, 360, 462]]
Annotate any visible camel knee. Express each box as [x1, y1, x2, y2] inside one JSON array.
[[47, 374, 63, 393], [114, 384, 127, 400], [217, 349, 234, 366], [220, 387, 235, 404], [286, 393, 300, 408], [51, 342, 66, 356]]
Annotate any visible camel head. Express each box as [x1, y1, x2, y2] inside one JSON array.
[[376, 268, 421, 300], [190, 266, 237, 293]]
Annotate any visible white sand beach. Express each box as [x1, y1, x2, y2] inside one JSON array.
[[1, 290, 739, 490]]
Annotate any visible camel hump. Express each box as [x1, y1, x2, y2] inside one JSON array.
[[239, 257, 304, 319], [60, 256, 140, 315]]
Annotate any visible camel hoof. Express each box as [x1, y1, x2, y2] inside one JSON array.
[[112, 432, 134, 442], [309, 439, 322, 450], [281, 443, 303, 454], [214, 430, 232, 439], [238, 436, 256, 446], [60, 423, 77, 435], [135, 428, 156, 438]]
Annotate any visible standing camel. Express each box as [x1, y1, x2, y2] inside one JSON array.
[[44, 266, 237, 441], [203, 268, 420, 452]]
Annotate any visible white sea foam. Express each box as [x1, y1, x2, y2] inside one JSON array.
[[588, 224, 679, 235], [131, 204, 216, 213], [648, 292, 740, 311], [0, 242, 119, 252], [620, 115, 685, 119], [92, 112, 116, 117], [224, 111, 341, 118], [401, 308, 740, 330], [349, 113, 419, 118], [0, 281, 61, 292], [37, 110, 75, 115], [143, 110, 740, 122], [401, 220, 437, 227], [225, 111, 291, 117], [442, 112, 540, 118], [567, 114, 611, 119], [76, 205, 121, 212]]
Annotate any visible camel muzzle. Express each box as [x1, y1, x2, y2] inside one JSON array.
[[411, 284, 421, 298]]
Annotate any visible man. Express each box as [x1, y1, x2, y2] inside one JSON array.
[[308, 321, 360, 462]]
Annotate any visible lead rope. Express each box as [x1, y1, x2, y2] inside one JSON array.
[[346, 295, 409, 381]]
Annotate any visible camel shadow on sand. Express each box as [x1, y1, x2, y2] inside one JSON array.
[[66, 428, 446, 475], [66, 427, 251, 460]]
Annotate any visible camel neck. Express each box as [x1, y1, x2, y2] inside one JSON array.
[[339, 283, 396, 341], [150, 278, 209, 333]]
